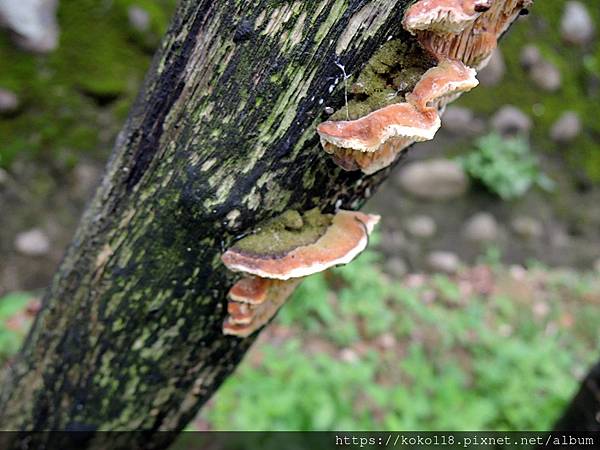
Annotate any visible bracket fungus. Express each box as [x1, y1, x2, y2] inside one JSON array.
[[403, 0, 493, 34], [223, 277, 302, 338], [222, 209, 380, 280], [316, 59, 477, 175], [323, 137, 415, 175], [317, 103, 440, 153], [405, 0, 532, 67], [221, 209, 380, 337], [317, 103, 441, 175], [406, 59, 478, 110], [316, 0, 529, 175]]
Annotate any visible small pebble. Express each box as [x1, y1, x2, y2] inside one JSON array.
[[463, 212, 499, 243], [427, 251, 461, 274], [15, 228, 51, 256], [404, 215, 437, 238], [0, 88, 19, 114], [491, 105, 532, 136], [560, 1, 595, 46], [550, 111, 582, 143], [128, 5, 151, 33]]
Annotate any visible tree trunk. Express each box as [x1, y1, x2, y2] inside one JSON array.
[[0, 0, 524, 447], [554, 362, 600, 431]]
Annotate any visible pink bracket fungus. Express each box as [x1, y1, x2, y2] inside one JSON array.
[[227, 275, 270, 305], [323, 136, 414, 175], [223, 278, 301, 338], [316, 60, 476, 175], [406, 58, 479, 110], [403, 0, 494, 34], [222, 209, 380, 280], [316, 0, 529, 175], [221, 209, 380, 337], [226, 300, 254, 325], [406, 0, 533, 68], [317, 103, 440, 153]]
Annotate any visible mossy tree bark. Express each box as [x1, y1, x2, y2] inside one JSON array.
[[0, 0, 519, 447], [0, 0, 414, 440]]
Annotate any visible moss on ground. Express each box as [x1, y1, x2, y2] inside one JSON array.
[[457, 0, 600, 182], [0, 0, 177, 168]]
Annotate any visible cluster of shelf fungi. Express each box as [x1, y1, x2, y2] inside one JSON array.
[[220, 0, 532, 338]]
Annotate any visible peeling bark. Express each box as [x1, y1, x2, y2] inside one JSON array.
[[0, 0, 526, 447]]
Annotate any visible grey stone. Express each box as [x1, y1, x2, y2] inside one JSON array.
[[128, 5, 151, 33], [0, 0, 59, 53], [427, 251, 461, 274], [561, 1, 595, 46], [511, 216, 543, 239], [73, 162, 102, 197], [520, 45, 542, 70], [550, 229, 571, 248], [594, 258, 600, 273], [550, 111, 582, 143], [529, 60, 562, 92], [382, 230, 407, 253], [491, 106, 532, 136], [0, 88, 19, 113], [404, 215, 437, 238], [15, 228, 50, 256], [478, 48, 505, 86], [463, 212, 499, 242], [442, 106, 485, 136], [398, 159, 469, 201], [385, 257, 408, 278]]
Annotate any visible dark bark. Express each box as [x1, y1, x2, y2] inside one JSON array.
[[0, 0, 414, 444], [554, 362, 600, 431], [0, 0, 523, 448]]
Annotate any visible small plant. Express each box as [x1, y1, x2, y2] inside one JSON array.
[[459, 133, 554, 200], [201, 248, 598, 431], [0, 292, 35, 363]]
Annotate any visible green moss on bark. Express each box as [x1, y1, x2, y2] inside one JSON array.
[[232, 208, 332, 255]]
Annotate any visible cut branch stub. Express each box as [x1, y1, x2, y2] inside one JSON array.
[[221, 209, 380, 337]]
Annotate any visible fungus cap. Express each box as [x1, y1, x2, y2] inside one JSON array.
[[223, 278, 301, 337], [403, 0, 492, 34], [324, 137, 414, 175], [409, 0, 532, 68], [407, 59, 478, 110], [223, 318, 252, 337], [222, 210, 380, 280], [317, 103, 440, 153], [228, 276, 270, 305], [227, 301, 254, 325]]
